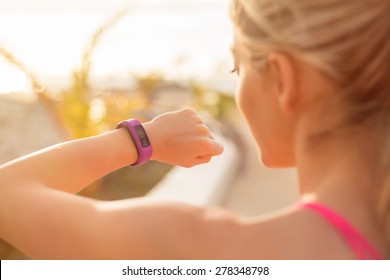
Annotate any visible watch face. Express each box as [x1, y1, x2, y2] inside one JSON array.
[[134, 125, 151, 148]]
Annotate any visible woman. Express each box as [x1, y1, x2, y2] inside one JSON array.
[[0, 0, 389, 259]]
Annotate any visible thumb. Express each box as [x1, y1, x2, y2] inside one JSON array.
[[207, 140, 224, 156]]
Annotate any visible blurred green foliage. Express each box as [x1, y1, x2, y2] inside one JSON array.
[[0, 7, 238, 196], [58, 9, 131, 138], [0, 8, 238, 259]]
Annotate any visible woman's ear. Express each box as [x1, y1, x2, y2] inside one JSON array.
[[267, 52, 300, 115]]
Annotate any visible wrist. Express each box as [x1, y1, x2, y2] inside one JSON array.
[[142, 121, 159, 162], [116, 119, 153, 166]]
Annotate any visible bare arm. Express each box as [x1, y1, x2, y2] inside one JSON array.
[[0, 185, 241, 259], [0, 109, 223, 194], [0, 109, 225, 258], [0, 129, 135, 194]]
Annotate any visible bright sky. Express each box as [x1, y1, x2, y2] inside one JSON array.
[[0, 0, 234, 93]]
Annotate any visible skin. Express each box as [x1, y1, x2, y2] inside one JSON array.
[[0, 38, 388, 259], [230, 38, 389, 258]]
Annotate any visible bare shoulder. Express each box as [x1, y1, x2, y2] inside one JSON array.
[[101, 199, 247, 259], [166, 203, 355, 259], [229, 206, 356, 259], [97, 199, 354, 259]]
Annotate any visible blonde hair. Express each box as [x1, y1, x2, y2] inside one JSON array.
[[231, 0, 390, 244]]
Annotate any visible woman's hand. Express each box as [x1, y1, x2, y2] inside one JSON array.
[[144, 109, 224, 167]]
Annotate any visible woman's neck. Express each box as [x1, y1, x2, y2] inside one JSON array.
[[295, 121, 389, 255], [297, 124, 382, 201]]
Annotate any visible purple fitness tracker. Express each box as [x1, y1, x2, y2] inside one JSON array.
[[116, 119, 153, 166]]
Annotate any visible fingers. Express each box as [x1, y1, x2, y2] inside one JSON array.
[[179, 138, 224, 168], [147, 108, 224, 167], [184, 110, 224, 160], [207, 139, 224, 156], [193, 139, 224, 164], [192, 142, 224, 165], [194, 156, 212, 166]]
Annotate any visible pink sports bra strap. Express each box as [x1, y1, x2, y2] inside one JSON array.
[[300, 202, 383, 260]]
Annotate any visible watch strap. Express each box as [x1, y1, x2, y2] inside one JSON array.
[[116, 119, 153, 166]]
